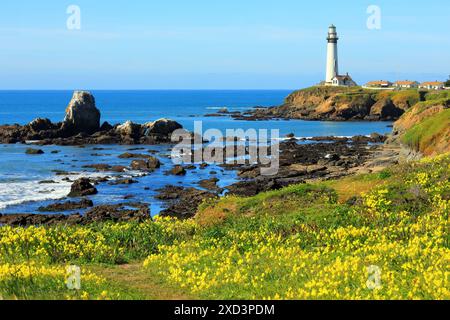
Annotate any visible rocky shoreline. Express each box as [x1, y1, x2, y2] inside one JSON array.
[[0, 91, 184, 146], [0, 132, 396, 226], [206, 87, 422, 122], [0, 90, 401, 226]]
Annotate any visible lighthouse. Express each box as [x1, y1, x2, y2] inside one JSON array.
[[325, 24, 339, 84], [323, 25, 357, 87]]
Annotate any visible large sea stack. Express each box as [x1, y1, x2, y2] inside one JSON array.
[[62, 91, 101, 135]]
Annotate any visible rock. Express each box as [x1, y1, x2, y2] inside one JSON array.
[[99, 121, 113, 131], [238, 86, 413, 121], [116, 121, 142, 138], [130, 157, 161, 171], [25, 148, 44, 155], [28, 118, 54, 132], [198, 178, 222, 193], [111, 165, 128, 172], [168, 165, 186, 176], [109, 178, 137, 185], [369, 98, 404, 120], [68, 178, 98, 197], [352, 135, 371, 144], [0, 213, 73, 227], [84, 204, 150, 223], [286, 133, 295, 138], [142, 118, 182, 136], [38, 180, 57, 184], [156, 186, 217, 219], [369, 133, 387, 143], [82, 164, 112, 171], [324, 153, 340, 161], [38, 199, 94, 212], [118, 152, 153, 159], [0, 203, 150, 226], [62, 91, 101, 134]]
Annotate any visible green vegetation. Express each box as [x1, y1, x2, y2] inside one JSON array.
[[1, 153, 449, 300], [402, 108, 450, 154]]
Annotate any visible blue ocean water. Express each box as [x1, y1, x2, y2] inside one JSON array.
[[0, 90, 393, 215]]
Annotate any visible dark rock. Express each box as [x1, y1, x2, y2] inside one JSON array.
[[168, 165, 186, 176], [62, 91, 101, 134], [109, 178, 137, 185], [142, 118, 183, 136], [198, 178, 222, 193], [286, 133, 295, 138], [130, 157, 161, 171], [26, 148, 44, 155], [111, 165, 128, 172], [0, 214, 71, 227], [38, 199, 94, 212], [84, 204, 150, 223], [119, 152, 153, 159], [156, 186, 217, 219], [68, 178, 98, 197], [28, 118, 55, 132], [38, 180, 57, 184], [0, 202, 150, 226], [369, 98, 404, 120], [99, 121, 113, 131], [369, 133, 387, 143], [82, 164, 111, 171]]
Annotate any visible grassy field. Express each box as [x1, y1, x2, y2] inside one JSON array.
[[1, 153, 449, 300]]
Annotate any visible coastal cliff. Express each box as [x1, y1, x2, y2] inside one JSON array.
[[388, 92, 450, 157], [246, 86, 421, 121]]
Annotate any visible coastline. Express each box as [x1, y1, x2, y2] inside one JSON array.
[[0, 89, 397, 225]]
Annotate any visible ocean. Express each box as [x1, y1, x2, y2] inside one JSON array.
[[0, 90, 393, 215]]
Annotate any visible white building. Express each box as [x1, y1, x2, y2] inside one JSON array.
[[331, 74, 357, 87], [324, 25, 357, 87], [419, 81, 445, 90], [393, 81, 419, 89], [365, 80, 393, 88]]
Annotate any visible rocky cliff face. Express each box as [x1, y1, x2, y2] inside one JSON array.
[[249, 87, 418, 121], [388, 99, 450, 156]]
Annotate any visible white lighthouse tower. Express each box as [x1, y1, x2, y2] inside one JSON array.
[[325, 24, 339, 84]]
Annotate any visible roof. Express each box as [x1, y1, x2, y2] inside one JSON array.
[[333, 74, 353, 81], [366, 80, 392, 86], [394, 80, 418, 85], [419, 81, 444, 86]]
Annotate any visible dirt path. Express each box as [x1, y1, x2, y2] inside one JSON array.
[[88, 262, 194, 300]]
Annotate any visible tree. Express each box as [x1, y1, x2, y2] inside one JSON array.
[[446, 77, 450, 87]]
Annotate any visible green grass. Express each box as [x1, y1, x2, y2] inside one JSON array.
[[402, 108, 450, 152]]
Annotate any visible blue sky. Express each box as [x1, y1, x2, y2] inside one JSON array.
[[0, 0, 449, 89]]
